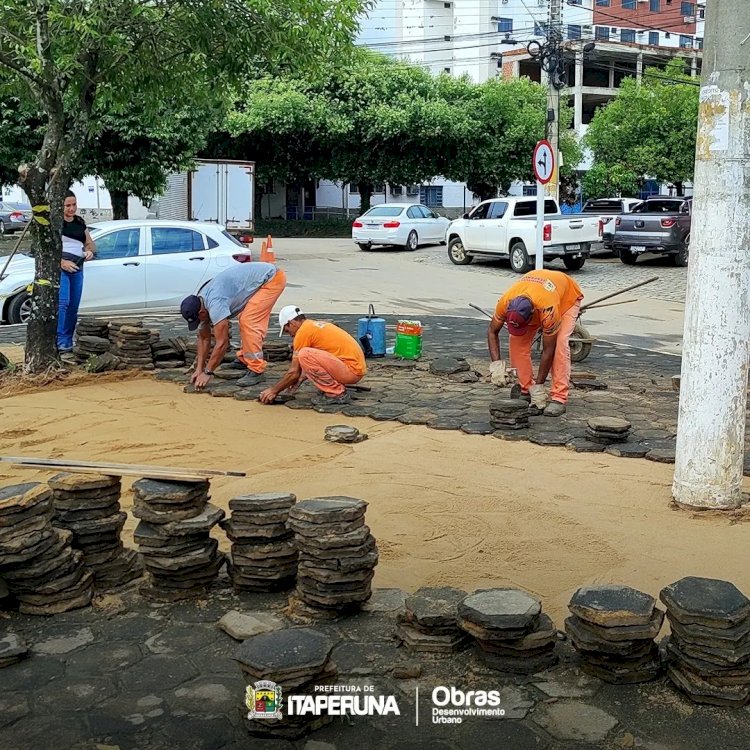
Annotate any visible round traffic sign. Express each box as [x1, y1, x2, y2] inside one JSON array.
[[533, 140, 555, 185]]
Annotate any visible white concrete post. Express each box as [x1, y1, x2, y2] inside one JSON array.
[[535, 182, 544, 270], [672, 1, 750, 509], [574, 48, 583, 131]]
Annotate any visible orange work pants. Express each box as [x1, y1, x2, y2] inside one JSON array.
[[236, 268, 287, 374], [509, 302, 579, 404], [297, 347, 362, 397]]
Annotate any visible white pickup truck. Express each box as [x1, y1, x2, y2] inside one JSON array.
[[446, 197, 601, 273]]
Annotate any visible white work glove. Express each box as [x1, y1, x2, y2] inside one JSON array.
[[529, 384, 549, 409], [489, 359, 511, 387]]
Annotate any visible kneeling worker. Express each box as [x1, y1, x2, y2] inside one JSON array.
[[259, 306, 366, 405], [180, 261, 286, 389], [487, 269, 583, 417]]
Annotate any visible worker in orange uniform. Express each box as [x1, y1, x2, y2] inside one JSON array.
[[487, 269, 583, 417], [259, 306, 366, 406], [180, 262, 287, 389]]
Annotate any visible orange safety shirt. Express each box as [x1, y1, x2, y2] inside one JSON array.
[[293, 320, 367, 376]]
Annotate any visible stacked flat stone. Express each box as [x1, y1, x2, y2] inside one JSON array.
[[585, 417, 632, 445], [48, 473, 143, 589], [288, 497, 378, 617], [221, 493, 298, 592], [263, 340, 292, 362], [151, 337, 186, 369], [236, 628, 337, 739], [489, 399, 529, 430], [75, 317, 110, 339], [73, 334, 111, 363], [0, 482, 93, 615], [458, 588, 558, 674], [109, 321, 154, 369], [324, 425, 367, 444], [397, 587, 470, 654], [132, 479, 225, 601], [661, 576, 750, 706], [565, 584, 663, 684]]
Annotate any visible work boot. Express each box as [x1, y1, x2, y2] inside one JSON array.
[[314, 391, 351, 406], [543, 400, 566, 417], [224, 359, 248, 371], [510, 384, 531, 402], [236, 371, 264, 387]]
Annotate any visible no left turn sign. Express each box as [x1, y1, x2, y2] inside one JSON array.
[[533, 140, 555, 185]]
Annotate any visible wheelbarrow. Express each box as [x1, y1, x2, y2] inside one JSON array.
[[470, 275, 658, 363]]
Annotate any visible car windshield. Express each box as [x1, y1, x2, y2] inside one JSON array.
[[363, 207, 404, 217], [634, 200, 684, 213], [582, 200, 623, 213]]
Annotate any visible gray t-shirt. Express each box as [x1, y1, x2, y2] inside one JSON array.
[[202, 262, 277, 323]]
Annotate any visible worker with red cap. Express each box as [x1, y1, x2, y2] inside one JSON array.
[[487, 269, 583, 416]]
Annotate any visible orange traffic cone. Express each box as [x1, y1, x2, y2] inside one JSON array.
[[265, 234, 276, 263], [259, 240, 268, 262]]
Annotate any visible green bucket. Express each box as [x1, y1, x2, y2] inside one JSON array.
[[394, 321, 423, 360]]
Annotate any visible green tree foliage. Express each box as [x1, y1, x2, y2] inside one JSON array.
[[584, 60, 699, 195], [582, 163, 641, 200], [0, 0, 366, 371]]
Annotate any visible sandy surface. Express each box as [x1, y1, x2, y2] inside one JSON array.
[[1, 378, 749, 624]]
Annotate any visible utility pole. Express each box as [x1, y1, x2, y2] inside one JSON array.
[[672, 2, 750, 510], [545, 0, 563, 203]]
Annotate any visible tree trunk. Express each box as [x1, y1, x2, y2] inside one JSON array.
[[358, 182, 373, 213], [110, 189, 129, 219], [674, 181, 685, 197], [254, 185, 264, 221]]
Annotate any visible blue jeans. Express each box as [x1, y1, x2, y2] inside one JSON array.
[[57, 268, 84, 350]]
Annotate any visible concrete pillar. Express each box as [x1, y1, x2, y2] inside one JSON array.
[[672, 1, 750, 509], [636, 51, 643, 81], [608, 60, 615, 89], [574, 48, 584, 131]]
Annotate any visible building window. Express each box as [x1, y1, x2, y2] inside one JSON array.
[[649, 0, 660, 10], [595, 26, 610, 40], [698, 7, 705, 19], [498, 18, 512, 33], [420, 186, 443, 207], [444, 67, 451, 73], [522, 185, 538, 197], [679, 34, 693, 48], [696, 37, 703, 49], [596, 0, 610, 5], [622, 0, 636, 9], [569, 0, 582, 4], [680, 1, 694, 15], [567, 24, 582, 40], [649, 31, 659, 45], [621, 28, 636, 42], [261, 179, 275, 194], [349, 183, 359, 194]]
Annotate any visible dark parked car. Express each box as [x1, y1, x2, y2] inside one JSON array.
[[612, 197, 691, 266], [0, 202, 32, 236], [581, 197, 642, 249]]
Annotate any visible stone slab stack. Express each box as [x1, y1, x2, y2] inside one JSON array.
[[235, 628, 337, 739], [73, 334, 111, 363], [76, 317, 110, 340], [489, 399, 529, 431], [263, 340, 292, 363], [109, 321, 154, 369], [565, 584, 663, 684], [0, 482, 93, 615], [132, 479, 225, 601], [586, 417, 632, 445], [324, 425, 367, 444], [151, 337, 186, 369], [458, 588, 558, 674], [397, 586, 470, 654], [221, 492, 298, 592], [48, 473, 143, 590], [287, 497, 378, 618], [661, 576, 750, 706]]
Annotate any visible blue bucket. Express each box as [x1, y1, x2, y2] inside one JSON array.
[[357, 304, 386, 358]]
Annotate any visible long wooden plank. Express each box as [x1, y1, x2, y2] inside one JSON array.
[[0, 456, 245, 478], [6, 462, 225, 483]]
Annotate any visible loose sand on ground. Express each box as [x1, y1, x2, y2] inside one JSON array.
[[1, 376, 749, 624]]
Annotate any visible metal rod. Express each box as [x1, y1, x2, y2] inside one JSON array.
[[469, 303, 493, 319], [580, 276, 658, 312], [583, 298, 638, 311]]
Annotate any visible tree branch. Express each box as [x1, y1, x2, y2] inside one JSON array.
[[0, 49, 46, 89]]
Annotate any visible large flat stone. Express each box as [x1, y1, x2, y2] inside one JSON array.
[[660, 577, 750, 629], [229, 492, 296, 512], [532, 700, 619, 743], [218, 610, 286, 640], [288, 497, 367, 524], [32, 626, 94, 655], [569, 584, 656, 627], [459, 588, 541, 631], [403, 586, 466, 628]]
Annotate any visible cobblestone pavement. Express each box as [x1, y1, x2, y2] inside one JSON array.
[[3, 584, 750, 750], [415, 247, 688, 304]]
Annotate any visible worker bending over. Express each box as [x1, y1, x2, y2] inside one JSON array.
[[180, 262, 286, 389], [487, 269, 583, 417], [259, 306, 366, 405]]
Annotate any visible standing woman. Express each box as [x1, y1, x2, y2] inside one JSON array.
[[57, 190, 95, 352]]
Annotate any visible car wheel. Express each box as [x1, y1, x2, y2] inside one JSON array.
[[0, 220, 5, 236], [563, 256, 586, 271], [619, 248, 637, 265], [509, 241, 532, 273], [406, 231, 418, 251], [671, 234, 689, 267], [7, 291, 32, 324], [448, 237, 473, 265], [357, 242, 372, 252]]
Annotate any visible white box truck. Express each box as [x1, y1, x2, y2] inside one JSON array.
[[151, 159, 255, 232]]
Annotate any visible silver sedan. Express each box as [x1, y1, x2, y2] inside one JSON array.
[[352, 203, 450, 251]]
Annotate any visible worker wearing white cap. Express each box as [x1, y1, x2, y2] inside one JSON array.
[[259, 306, 366, 405]]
